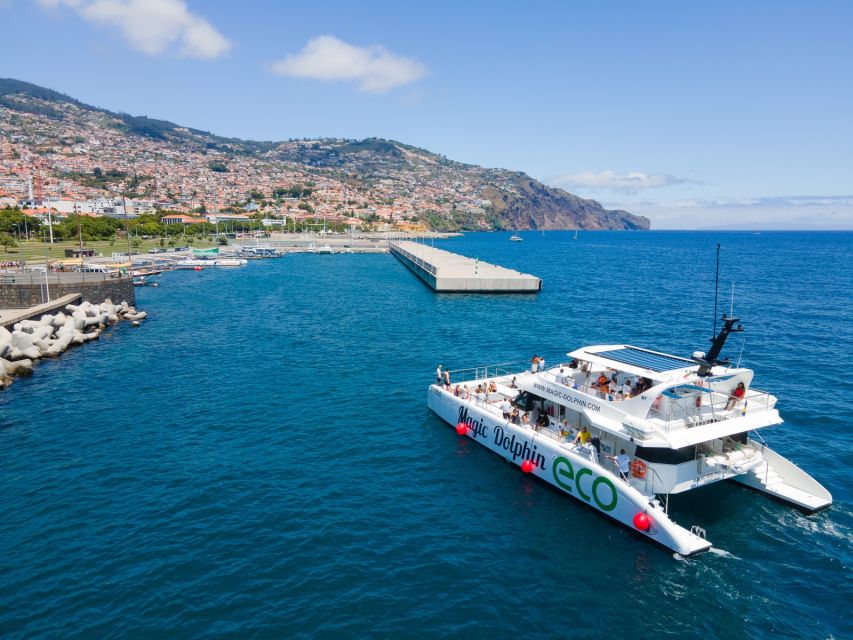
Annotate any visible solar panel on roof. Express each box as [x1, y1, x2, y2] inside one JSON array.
[[596, 346, 695, 372]]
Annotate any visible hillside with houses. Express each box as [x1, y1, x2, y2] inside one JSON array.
[[0, 79, 649, 233]]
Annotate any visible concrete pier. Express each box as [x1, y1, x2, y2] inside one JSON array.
[[390, 241, 541, 293], [0, 293, 82, 328]]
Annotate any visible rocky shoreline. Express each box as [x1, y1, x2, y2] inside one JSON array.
[[0, 299, 146, 389]]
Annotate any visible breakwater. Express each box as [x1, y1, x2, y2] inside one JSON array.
[[0, 298, 146, 389], [390, 240, 541, 292]]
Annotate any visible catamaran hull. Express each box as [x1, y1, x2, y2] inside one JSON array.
[[428, 385, 712, 556], [732, 440, 832, 512]]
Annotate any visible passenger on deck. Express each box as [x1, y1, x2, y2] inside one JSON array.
[[510, 408, 521, 424], [475, 386, 486, 403], [622, 379, 634, 398], [461, 385, 470, 400], [500, 399, 512, 419], [488, 381, 498, 394], [608, 449, 631, 481], [444, 370, 451, 387], [531, 355, 539, 373], [521, 412, 530, 426], [726, 382, 746, 410], [509, 376, 518, 389], [530, 406, 541, 425], [453, 385, 461, 397], [573, 426, 591, 445], [436, 364, 443, 385]]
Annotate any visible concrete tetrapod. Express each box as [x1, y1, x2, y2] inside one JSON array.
[[0, 298, 147, 390]]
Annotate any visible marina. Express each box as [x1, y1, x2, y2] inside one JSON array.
[[0, 230, 849, 639], [390, 240, 541, 293]]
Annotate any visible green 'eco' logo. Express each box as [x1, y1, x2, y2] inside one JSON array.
[[552, 456, 618, 512]]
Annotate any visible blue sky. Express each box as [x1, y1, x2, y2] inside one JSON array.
[[2, 0, 852, 229]]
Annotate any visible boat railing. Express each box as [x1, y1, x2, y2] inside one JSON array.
[[631, 462, 667, 501], [647, 388, 774, 430], [540, 368, 639, 400], [444, 361, 532, 385]]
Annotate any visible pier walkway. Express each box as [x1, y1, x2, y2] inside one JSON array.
[[390, 241, 541, 293], [0, 293, 82, 328]]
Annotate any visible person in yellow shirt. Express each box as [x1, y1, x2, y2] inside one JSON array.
[[573, 426, 591, 445]]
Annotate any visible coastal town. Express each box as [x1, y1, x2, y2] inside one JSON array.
[[1, 92, 506, 235], [0, 82, 649, 237]]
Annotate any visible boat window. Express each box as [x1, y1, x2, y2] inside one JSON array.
[[635, 445, 697, 465], [511, 391, 538, 411]]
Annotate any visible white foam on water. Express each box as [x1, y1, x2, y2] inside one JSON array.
[[708, 547, 741, 560]]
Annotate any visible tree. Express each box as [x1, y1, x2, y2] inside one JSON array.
[[0, 233, 17, 252]]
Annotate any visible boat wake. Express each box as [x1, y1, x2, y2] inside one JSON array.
[[707, 547, 741, 560]]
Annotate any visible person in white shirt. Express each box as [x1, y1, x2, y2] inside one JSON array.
[[622, 379, 633, 397], [500, 399, 512, 419], [608, 449, 631, 481]]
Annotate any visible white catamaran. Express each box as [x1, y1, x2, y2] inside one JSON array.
[[428, 316, 832, 556]]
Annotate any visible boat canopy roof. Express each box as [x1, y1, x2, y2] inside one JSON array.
[[567, 344, 700, 381]]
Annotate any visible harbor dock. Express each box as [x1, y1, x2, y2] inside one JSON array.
[[389, 241, 541, 293]]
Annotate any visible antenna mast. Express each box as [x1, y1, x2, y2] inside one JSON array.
[[712, 243, 720, 339]]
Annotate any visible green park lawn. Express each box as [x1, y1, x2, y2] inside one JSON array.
[[0, 238, 217, 264]]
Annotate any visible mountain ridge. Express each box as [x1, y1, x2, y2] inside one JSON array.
[[0, 78, 650, 231]]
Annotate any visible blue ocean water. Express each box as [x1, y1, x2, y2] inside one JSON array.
[[1, 231, 851, 639]]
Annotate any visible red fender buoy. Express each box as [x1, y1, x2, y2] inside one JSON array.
[[521, 459, 534, 473], [455, 422, 467, 435], [633, 512, 651, 531]]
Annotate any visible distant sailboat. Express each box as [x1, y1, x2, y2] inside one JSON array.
[[509, 232, 523, 242], [574, 226, 579, 240]]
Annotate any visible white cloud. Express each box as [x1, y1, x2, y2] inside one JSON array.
[[37, 0, 231, 59], [270, 35, 426, 93], [548, 170, 696, 194]]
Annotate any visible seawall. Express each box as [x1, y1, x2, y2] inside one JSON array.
[[0, 272, 135, 310]]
